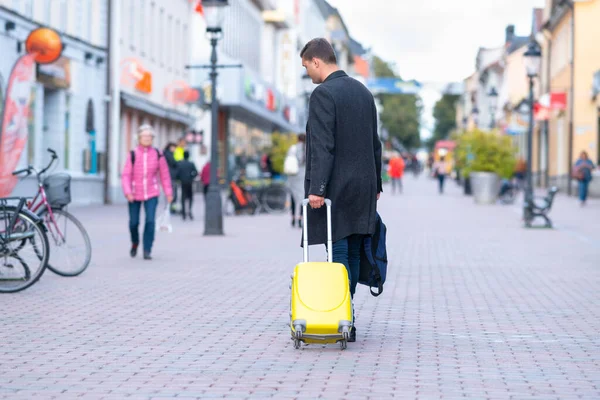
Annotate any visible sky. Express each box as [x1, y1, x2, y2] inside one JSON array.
[[326, 0, 546, 84]]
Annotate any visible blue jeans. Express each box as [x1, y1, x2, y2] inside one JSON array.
[[332, 234, 364, 298], [129, 197, 159, 252], [438, 174, 446, 193], [579, 180, 590, 202]]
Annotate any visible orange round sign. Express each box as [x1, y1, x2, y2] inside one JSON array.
[[25, 28, 63, 64]]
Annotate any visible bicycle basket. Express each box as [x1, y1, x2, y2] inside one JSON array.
[[43, 173, 71, 207]]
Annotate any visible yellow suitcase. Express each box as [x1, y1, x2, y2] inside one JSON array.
[[290, 199, 353, 350]]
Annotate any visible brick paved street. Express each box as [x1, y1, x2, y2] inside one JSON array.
[[1, 176, 599, 399]]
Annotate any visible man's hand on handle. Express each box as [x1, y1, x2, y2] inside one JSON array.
[[308, 195, 325, 209], [377, 192, 381, 200]]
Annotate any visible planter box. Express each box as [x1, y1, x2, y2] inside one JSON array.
[[470, 172, 500, 204]]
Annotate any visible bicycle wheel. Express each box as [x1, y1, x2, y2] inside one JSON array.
[[40, 208, 92, 277], [0, 209, 49, 293], [261, 184, 291, 214]]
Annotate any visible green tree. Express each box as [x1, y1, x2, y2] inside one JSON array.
[[372, 56, 397, 78], [429, 94, 460, 149], [372, 56, 422, 150]]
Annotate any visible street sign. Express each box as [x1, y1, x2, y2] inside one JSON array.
[[366, 78, 422, 95]]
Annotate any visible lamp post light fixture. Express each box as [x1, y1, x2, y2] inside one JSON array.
[[488, 87, 498, 129], [203, 0, 229, 236], [523, 36, 542, 226]]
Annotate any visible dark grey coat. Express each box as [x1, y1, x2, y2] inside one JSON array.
[[303, 70, 382, 246]]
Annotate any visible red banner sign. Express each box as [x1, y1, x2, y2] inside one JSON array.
[[0, 54, 36, 196]]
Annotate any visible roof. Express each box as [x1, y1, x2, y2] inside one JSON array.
[[532, 8, 544, 34], [507, 35, 529, 54], [314, 0, 351, 41], [349, 37, 366, 56], [444, 82, 464, 96], [314, 0, 336, 18]]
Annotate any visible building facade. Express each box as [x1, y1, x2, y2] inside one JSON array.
[[536, 0, 600, 195], [106, 0, 198, 204], [190, 0, 303, 183], [0, 0, 109, 205]]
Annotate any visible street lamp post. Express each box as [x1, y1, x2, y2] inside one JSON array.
[[202, 0, 228, 236], [488, 87, 498, 130], [523, 37, 542, 226]]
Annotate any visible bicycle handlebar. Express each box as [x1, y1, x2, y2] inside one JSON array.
[[11, 148, 58, 180], [12, 168, 32, 177]]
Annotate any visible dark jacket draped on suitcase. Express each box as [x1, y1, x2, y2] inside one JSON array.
[[303, 70, 382, 246]]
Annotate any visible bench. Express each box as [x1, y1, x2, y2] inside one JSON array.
[[524, 187, 559, 228]]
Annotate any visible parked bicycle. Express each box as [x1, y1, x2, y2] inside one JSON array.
[[0, 197, 50, 293], [12, 148, 92, 277], [228, 178, 292, 216]]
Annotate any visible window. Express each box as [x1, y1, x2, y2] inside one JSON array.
[[150, 2, 155, 60], [60, 0, 68, 31], [44, 0, 52, 25], [167, 15, 172, 70], [175, 19, 180, 73], [129, 0, 136, 49], [159, 8, 165, 66], [182, 24, 188, 73], [87, 0, 93, 42], [140, 0, 146, 55]]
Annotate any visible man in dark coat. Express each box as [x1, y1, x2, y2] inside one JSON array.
[[300, 38, 382, 343], [163, 143, 179, 213], [176, 151, 198, 220]]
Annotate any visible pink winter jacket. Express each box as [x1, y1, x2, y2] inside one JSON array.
[[121, 145, 173, 201]]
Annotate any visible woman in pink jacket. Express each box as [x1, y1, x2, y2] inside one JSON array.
[[122, 125, 173, 260]]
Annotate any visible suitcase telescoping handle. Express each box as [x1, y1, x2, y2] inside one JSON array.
[[302, 198, 333, 264]]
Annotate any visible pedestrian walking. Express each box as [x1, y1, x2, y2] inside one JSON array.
[[300, 38, 383, 343], [572, 151, 596, 206], [121, 125, 173, 260], [176, 151, 198, 220], [285, 133, 306, 227], [163, 142, 179, 213], [388, 152, 405, 194], [174, 137, 187, 162], [201, 161, 211, 197], [433, 156, 449, 194]]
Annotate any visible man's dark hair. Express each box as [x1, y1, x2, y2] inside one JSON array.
[[300, 38, 337, 64], [184, 150, 190, 160], [164, 143, 176, 152]]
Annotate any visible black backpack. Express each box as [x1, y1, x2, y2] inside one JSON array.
[[130, 148, 162, 165], [358, 213, 388, 297]]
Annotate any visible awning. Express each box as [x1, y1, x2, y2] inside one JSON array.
[[227, 102, 304, 133], [120, 92, 194, 126]]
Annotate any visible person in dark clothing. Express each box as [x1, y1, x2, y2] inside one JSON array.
[[176, 151, 198, 220], [573, 151, 596, 206], [300, 38, 382, 344], [163, 143, 179, 212]]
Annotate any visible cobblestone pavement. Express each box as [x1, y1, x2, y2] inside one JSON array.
[[1, 176, 599, 399]]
